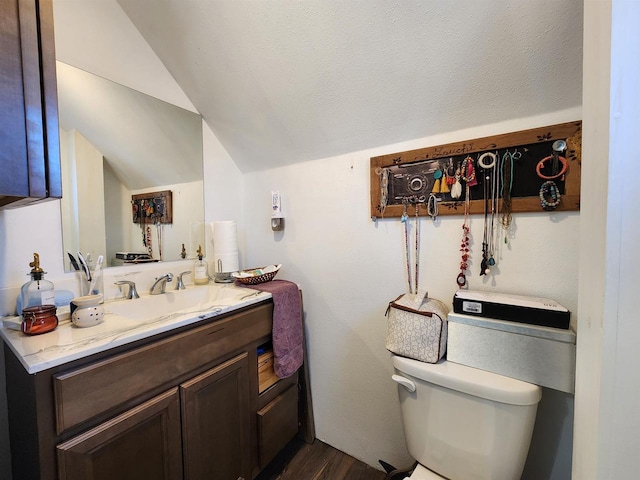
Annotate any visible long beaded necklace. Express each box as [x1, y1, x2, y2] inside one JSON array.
[[146, 225, 153, 257], [500, 150, 516, 242], [456, 158, 476, 288], [481, 172, 490, 276], [156, 222, 163, 261], [401, 198, 421, 294], [475, 152, 498, 276], [488, 153, 499, 269]]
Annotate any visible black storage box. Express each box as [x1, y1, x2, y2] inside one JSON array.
[[116, 252, 152, 261], [452, 290, 570, 329]]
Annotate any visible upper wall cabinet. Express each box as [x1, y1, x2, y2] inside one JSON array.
[[0, 0, 61, 208]]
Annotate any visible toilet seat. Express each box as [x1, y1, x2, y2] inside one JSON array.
[[408, 464, 445, 479]]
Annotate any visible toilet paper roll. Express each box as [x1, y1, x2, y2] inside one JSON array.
[[211, 221, 239, 256], [213, 252, 239, 273]]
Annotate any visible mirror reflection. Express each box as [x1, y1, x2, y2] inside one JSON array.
[[57, 62, 204, 270]]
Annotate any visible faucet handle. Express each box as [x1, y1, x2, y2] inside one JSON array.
[[114, 280, 140, 300], [176, 271, 192, 290]]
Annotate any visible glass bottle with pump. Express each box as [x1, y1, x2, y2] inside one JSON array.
[[19, 253, 55, 315], [194, 245, 209, 285]]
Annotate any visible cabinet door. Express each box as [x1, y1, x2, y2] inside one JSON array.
[[56, 388, 183, 480], [0, 0, 61, 207], [181, 352, 251, 480]]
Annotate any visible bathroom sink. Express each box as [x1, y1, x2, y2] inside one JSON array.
[[105, 284, 266, 322]]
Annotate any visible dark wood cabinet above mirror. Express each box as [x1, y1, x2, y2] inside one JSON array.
[[0, 0, 62, 208]]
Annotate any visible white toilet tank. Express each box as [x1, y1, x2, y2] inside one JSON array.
[[393, 355, 542, 480]]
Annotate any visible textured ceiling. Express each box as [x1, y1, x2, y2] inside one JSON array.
[[117, 0, 583, 172]]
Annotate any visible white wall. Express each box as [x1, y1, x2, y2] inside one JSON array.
[[597, 2, 640, 477], [103, 160, 129, 265], [573, 1, 640, 478], [59, 129, 79, 260], [202, 125, 245, 263], [69, 130, 107, 261], [572, 1, 609, 476], [242, 108, 581, 476]]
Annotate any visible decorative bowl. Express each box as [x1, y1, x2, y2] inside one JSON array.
[[232, 264, 281, 285], [70, 294, 105, 328], [72, 304, 105, 328], [71, 294, 103, 307]]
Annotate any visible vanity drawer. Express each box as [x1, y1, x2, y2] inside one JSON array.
[[257, 384, 298, 468], [258, 350, 279, 394], [53, 303, 272, 434]]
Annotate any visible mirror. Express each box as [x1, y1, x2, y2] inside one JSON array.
[[57, 61, 204, 270]]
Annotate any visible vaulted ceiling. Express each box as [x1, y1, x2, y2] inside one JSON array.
[[117, 0, 583, 172]]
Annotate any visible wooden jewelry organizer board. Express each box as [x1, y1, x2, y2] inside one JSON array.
[[370, 121, 581, 218]]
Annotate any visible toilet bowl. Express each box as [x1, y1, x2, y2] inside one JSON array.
[[392, 355, 541, 480]]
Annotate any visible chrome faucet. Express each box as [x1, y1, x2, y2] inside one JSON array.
[[114, 280, 139, 299], [150, 273, 173, 295], [175, 271, 192, 290]]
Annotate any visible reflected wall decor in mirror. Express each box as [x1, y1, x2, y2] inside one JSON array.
[[57, 61, 204, 270]]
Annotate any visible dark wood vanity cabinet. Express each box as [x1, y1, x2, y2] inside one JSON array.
[[5, 302, 303, 480], [56, 388, 184, 480], [56, 354, 251, 480], [0, 0, 62, 208], [180, 353, 251, 480]]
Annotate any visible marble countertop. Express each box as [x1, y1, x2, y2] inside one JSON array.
[[0, 285, 272, 374]]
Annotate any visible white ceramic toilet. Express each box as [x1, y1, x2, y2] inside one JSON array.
[[392, 355, 542, 480]]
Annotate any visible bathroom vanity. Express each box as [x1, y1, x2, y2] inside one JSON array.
[[2, 288, 307, 480]]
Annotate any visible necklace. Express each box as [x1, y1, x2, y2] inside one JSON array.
[[156, 222, 163, 261], [402, 198, 421, 293], [481, 168, 490, 275], [456, 182, 472, 288], [500, 150, 516, 241], [146, 225, 153, 257], [480, 154, 499, 276], [414, 201, 420, 292], [490, 152, 499, 266]]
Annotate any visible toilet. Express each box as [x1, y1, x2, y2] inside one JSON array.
[[392, 355, 542, 480]]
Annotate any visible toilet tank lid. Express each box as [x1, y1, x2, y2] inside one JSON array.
[[392, 356, 542, 406]]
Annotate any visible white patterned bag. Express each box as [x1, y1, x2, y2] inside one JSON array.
[[385, 291, 449, 363]]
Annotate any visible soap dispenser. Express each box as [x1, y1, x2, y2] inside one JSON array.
[[193, 245, 209, 285], [19, 253, 55, 315]]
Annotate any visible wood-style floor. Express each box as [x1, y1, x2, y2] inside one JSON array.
[[255, 438, 387, 480]]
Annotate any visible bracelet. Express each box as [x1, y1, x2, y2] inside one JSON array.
[[478, 152, 497, 169], [461, 156, 477, 186], [539, 181, 561, 210], [536, 155, 568, 180]]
